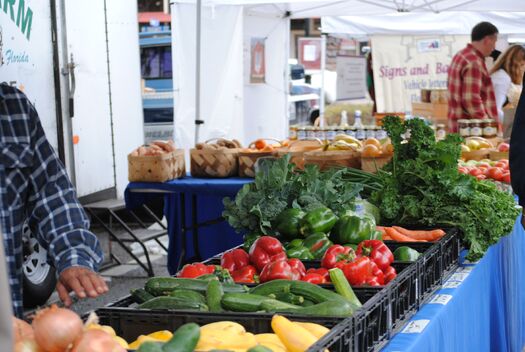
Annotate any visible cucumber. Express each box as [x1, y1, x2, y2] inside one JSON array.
[[195, 274, 217, 281], [301, 299, 315, 307], [145, 277, 248, 296], [329, 268, 362, 308], [138, 341, 164, 352], [206, 279, 224, 312], [249, 280, 293, 296], [221, 293, 272, 312], [130, 288, 155, 304], [138, 296, 208, 311], [169, 289, 206, 304], [273, 300, 355, 317], [260, 299, 301, 312], [289, 280, 348, 304], [247, 346, 273, 352], [162, 323, 200, 352], [270, 292, 304, 305]]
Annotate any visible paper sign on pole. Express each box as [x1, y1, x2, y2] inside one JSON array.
[[336, 56, 367, 100], [371, 35, 469, 113]]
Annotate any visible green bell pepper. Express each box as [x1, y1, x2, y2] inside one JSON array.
[[286, 246, 315, 260], [342, 243, 358, 251], [300, 207, 338, 236], [286, 239, 305, 249], [329, 214, 376, 245], [243, 233, 261, 252], [303, 233, 333, 259], [274, 208, 306, 240], [393, 246, 421, 261]]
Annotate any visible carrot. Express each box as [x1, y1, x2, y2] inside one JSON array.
[[382, 234, 392, 241], [385, 227, 427, 242], [376, 226, 387, 235], [392, 226, 445, 241]]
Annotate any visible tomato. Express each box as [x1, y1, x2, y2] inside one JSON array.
[[469, 168, 483, 177], [502, 172, 511, 184], [476, 174, 487, 181], [494, 161, 508, 170], [487, 167, 504, 181], [477, 162, 491, 169], [458, 167, 469, 174]]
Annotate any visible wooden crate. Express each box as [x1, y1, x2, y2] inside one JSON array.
[[412, 102, 448, 119]]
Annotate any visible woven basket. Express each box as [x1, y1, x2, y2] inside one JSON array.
[[238, 138, 281, 177], [304, 150, 361, 171], [276, 140, 324, 170], [489, 150, 509, 161], [361, 155, 392, 173], [128, 149, 185, 182], [461, 149, 491, 161], [190, 147, 238, 178]]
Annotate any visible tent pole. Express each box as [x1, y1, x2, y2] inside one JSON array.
[[195, 0, 203, 144], [319, 34, 326, 128]]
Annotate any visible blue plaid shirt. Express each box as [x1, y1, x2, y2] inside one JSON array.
[[0, 84, 103, 317]]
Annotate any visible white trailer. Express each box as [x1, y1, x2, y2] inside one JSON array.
[[0, 0, 143, 307]]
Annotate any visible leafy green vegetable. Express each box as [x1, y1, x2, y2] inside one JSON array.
[[369, 116, 519, 261], [222, 155, 362, 235]]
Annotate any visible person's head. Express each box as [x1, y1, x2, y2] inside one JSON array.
[[490, 45, 525, 85], [471, 22, 499, 57]]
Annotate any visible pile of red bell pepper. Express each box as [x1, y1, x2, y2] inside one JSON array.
[[321, 240, 397, 286]]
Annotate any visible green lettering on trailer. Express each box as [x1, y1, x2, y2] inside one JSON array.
[[0, 0, 33, 40]]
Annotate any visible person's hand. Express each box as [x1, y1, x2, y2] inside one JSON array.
[[56, 267, 109, 307]]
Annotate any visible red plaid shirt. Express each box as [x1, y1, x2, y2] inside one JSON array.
[[447, 44, 498, 132]]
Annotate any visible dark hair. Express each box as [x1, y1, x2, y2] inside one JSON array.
[[490, 49, 501, 62], [471, 22, 499, 42]]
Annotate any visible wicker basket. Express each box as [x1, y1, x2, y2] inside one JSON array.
[[489, 150, 509, 161], [361, 155, 392, 173], [461, 149, 491, 161], [303, 150, 361, 171], [128, 149, 185, 182], [238, 138, 281, 177], [190, 147, 238, 178], [276, 140, 324, 170]]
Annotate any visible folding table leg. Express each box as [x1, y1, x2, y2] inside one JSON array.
[[177, 193, 187, 272], [192, 194, 203, 261]]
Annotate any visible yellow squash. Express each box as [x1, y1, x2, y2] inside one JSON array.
[[271, 315, 318, 352]]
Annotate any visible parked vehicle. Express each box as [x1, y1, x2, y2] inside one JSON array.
[[288, 63, 320, 125]]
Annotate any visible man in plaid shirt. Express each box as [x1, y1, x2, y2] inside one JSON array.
[[0, 83, 107, 317], [448, 22, 499, 132]]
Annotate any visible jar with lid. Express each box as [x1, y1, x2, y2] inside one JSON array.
[[365, 126, 376, 140], [335, 126, 346, 137], [289, 125, 298, 140], [436, 124, 446, 140], [325, 127, 336, 141], [481, 119, 497, 138], [376, 127, 387, 140], [469, 119, 482, 137], [458, 119, 470, 137], [305, 126, 316, 140], [345, 126, 356, 139], [297, 126, 307, 140], [315, 127, 325, 140], [355, 126, 366, 140]]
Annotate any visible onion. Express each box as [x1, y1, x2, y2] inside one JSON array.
[[71, 330, 126, 352], [32, 305, 83, 352], [13, 316, 34, 343], [13, 338, 42, 352]]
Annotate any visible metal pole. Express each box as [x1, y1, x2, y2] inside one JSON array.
[[194, 0, 203, 145], [319, 34, 326, 128]]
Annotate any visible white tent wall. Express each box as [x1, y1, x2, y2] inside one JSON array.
[[172, 3, 245, 151], [243, 11, 289, 144], [106, 0, 144, 197]]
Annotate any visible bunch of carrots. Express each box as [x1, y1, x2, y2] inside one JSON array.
[[377, 226, 446, 242]]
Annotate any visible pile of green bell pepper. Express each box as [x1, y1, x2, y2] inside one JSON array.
[[286, 233, 333, 260], [329, 214, 381, 245]]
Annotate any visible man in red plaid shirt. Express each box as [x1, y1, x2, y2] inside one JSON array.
[[447, 22, 499, 132]]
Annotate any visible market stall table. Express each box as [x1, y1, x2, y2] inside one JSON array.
[[125, 177, 253, 274], [382, 216, 525, 352]]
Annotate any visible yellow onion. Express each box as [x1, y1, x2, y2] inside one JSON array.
[[13, 316, 34, 343], [13, 338, 42, 352], [32, 305, 83, 352], [71, 330, 126, 352]]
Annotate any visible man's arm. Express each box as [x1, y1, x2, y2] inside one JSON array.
[[461, 64, 489, 119], [24, 100, 108, 305]]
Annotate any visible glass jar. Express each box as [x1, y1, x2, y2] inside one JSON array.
[[355, 126, 366, 140], [325, 127, 336, 141], [297, 127, 307, 140], [376, 127, 387, 140], [305, 126, 316, 140], [345, 127, 356, 139], [436, 124, 446, 140], [458, 119, 470, 137], [481, 119, 497, 138], [469, 119, 482, 137], [289, 125, 298, 140], [365, 126, 376, 139], [315, 126, 325, 140]]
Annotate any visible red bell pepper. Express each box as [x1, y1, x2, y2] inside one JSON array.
[[384, 265, 397, 284], [259, 259, 303, 282], [356, 240, 394, 271], [342, 256, 374, 286], [306, 268, 330, 282], [249, 236, 287, 271], [301, 273, 326, 284], [287, 258, 306, 278], [369, 261, 385, 285], [178, 263, 215, 278], [221, 248, 250, 272], [321, 245, 355, 269], [231, 265, 259, 283]]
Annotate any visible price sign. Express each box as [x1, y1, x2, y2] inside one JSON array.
[[429, 294, 453, 305], [442, 281, 462, 289], [449, 272, 470, 282], [402, 320, 430, 334]]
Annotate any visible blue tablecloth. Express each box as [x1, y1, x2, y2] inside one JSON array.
[[125, 177, 252, 274], [382, 216, 525, 352]]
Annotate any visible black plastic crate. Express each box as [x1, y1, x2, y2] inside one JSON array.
[[388, 260, 419, 332], [352, 289, 391, 352], [416, 241, 442, 303], [307, 318, 355, 352], [439, 229, 461, 277]]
